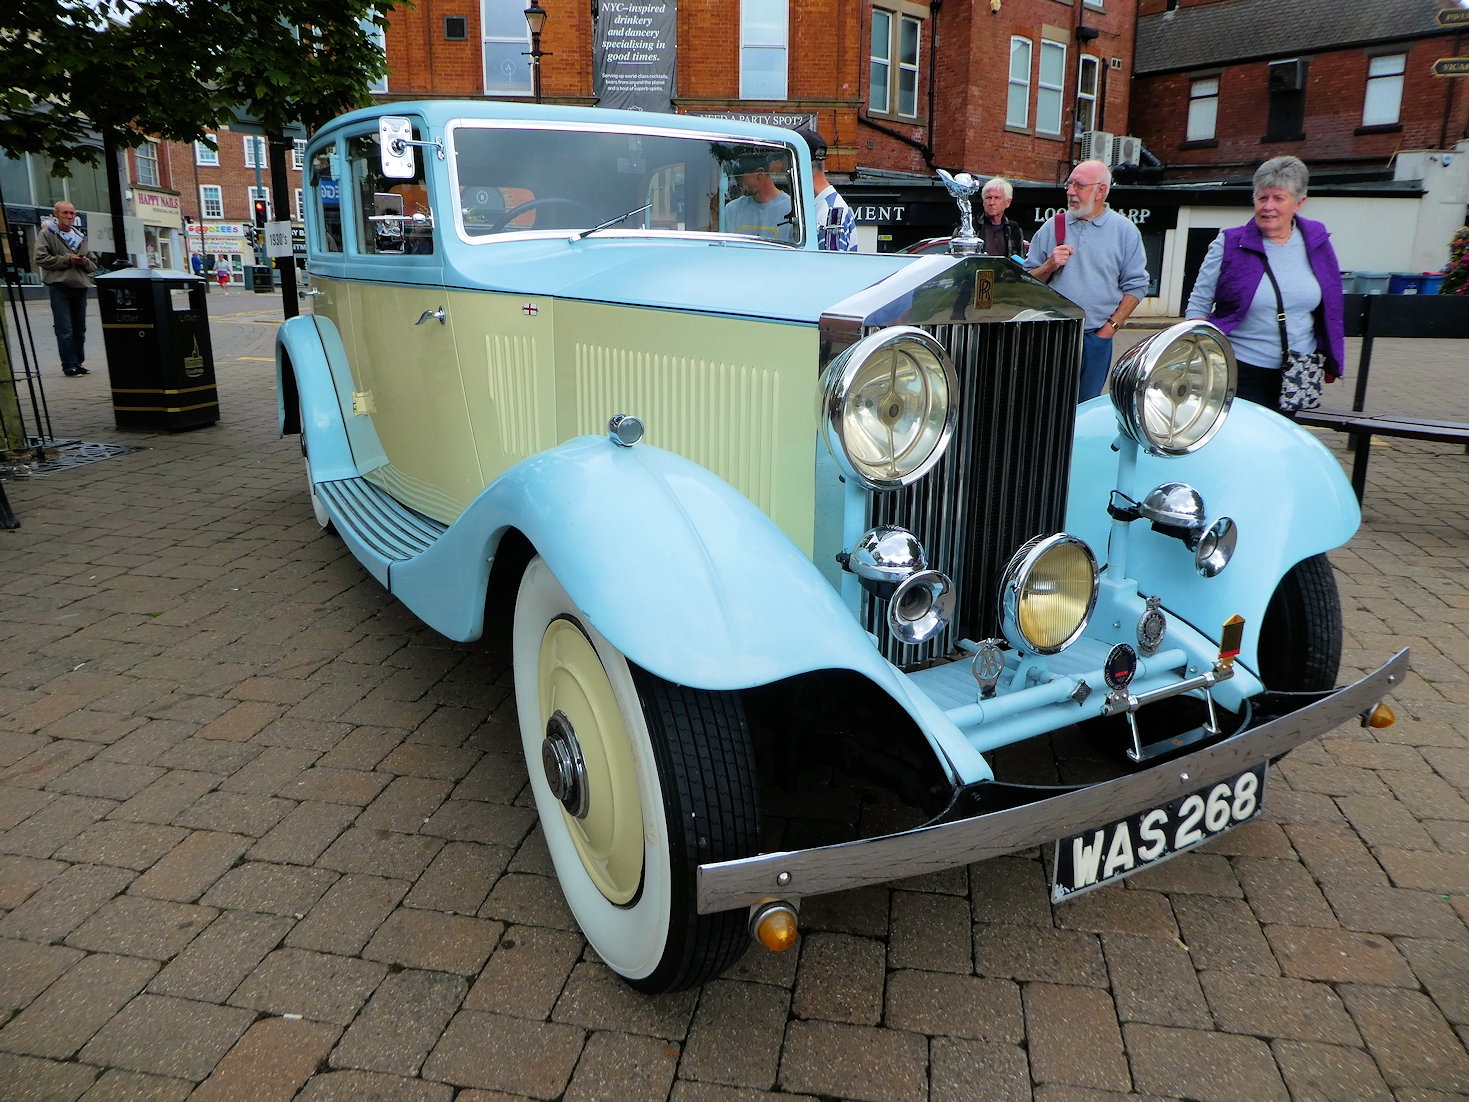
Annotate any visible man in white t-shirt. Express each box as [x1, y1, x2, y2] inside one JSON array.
[[723, 154, 794, 243], [796, 127, 857, 252]]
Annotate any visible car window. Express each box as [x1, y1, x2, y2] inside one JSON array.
[[347, 129, 435, 256], [308, 144, 343, 254], [449, 124, 802, 245]]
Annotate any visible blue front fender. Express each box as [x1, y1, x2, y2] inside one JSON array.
[[391, 436, 989, 783], [275, 315, 358, 483], [1066, 397, 1359, 665]]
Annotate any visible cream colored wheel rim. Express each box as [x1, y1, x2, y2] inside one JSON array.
[[538, 618, 644, 904]]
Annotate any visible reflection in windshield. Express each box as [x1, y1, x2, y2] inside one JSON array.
[[450, 125, 803, 245]]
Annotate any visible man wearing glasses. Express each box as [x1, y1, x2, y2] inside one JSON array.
[[1025, 160, 1148, 401]]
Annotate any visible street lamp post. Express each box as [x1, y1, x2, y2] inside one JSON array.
[[524, 1, 549, 104]]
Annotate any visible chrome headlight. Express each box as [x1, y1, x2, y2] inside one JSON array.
[[1109, 320, 1235, 456], [821, 326, 958, 489], [1000, 534, 1099, 655]]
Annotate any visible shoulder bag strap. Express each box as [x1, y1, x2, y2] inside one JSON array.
[[1053, 210, 1066, 246], [1257, 253, 1290, 356]]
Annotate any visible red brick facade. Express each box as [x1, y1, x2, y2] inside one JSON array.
[[377, 0, 1139, 186]]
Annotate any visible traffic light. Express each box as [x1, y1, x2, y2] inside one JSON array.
[[252, 199, 268, 228]]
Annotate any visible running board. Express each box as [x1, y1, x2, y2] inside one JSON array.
[[318, 477, 447, 563]]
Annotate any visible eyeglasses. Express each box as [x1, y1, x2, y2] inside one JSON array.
[[1065, 179, 1103, 191]]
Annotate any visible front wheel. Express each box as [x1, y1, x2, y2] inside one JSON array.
[[1258, 553, 1342, 692], [512, 557, 759, 992]]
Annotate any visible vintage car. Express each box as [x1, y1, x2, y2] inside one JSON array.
[[277, 100, 1405, 993]]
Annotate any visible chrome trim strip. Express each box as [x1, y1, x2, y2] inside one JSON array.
[[696, 649, 1408, 913]]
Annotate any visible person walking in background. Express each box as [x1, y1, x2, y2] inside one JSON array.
[[1025, 160, 1148, 401], [33, 201, 98, 377], [979, 177, 1025, 259], [796, 127, 857, 252], [1185, 155, 1344, 411]]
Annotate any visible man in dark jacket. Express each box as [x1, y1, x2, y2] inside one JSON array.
[[979, 177, 1025, 259], [33, 201, 99, 377]]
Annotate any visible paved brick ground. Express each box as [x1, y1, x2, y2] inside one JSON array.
[[2, 286, 1467, 1101]]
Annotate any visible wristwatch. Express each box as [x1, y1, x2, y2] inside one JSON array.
[[1107, 316, 1126, 331]]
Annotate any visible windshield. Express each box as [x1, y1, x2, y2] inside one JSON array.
[[449, 123, 803, 246]]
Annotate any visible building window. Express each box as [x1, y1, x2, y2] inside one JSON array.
[[1035, 39, 1066, 136], [199, 184, 224, 219], [1362, 53, 1404, 126], [1076, 55, 1100, 135], [870, 9, 921, 118], [1187, 76, 1219, 141], [292, 140, 306, 171], [481, 0, 532, 95], [294, 188, 304, 222], [1007, 37, 1032, 129], [365, 18, 388, 94], [195, 135, 219, 166], [134, 142, 160, 188], [248, 186, 272, 219], [243, 134, 267, 168], [741, 0, 788, 100]]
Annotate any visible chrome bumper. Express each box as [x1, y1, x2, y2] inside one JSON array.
[[696, 648, 1409, 914]]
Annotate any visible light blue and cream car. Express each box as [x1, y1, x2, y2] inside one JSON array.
[[277, 100, 1404, 992]]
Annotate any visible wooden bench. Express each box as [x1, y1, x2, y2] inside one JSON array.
[[1294, 292, 1469, 503]]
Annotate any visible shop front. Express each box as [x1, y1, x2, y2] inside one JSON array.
[[132, 187, 184, 270], [187, 222, 250, 285]]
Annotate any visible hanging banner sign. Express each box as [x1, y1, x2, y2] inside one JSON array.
[[594, 1, 677, 113]]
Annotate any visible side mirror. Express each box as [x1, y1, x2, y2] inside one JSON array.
[[379, 116, 415, 180]]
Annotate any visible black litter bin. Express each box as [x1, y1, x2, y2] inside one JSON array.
[[95, 268, 219, 431], [248, 265, 274, 293]]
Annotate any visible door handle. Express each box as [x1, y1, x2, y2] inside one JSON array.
[[298, 289, 322, 299], [415, 307, 446, 326]]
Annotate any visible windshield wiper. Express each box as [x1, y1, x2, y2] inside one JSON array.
[[575, 203, 653, 240]]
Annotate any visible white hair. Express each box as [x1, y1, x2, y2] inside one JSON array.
[[982, 177, 1013, 201]]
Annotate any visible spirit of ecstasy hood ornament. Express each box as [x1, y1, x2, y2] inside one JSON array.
[[936, 169, 982, 257]]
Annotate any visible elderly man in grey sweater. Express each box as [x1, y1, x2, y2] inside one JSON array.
[[1025, 160, 1149, 401], [33, 201, 100, 377]]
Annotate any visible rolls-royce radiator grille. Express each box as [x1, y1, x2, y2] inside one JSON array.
[[863, 319, 1082, 667]]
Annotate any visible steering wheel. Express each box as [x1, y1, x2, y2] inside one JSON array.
[[487, 197, 599, 233]]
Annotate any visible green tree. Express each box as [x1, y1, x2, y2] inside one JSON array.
[[0, 0, 404, 453], [1441, 227, 1469, 296]]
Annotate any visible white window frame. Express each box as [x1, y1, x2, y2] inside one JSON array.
[[365, 18, 388, 94], [1187, 75, 1220, 141], [870, 9, 893, 115], [248, 185, 272, 220], [194, 135, 219, 166], [199, 184, 224, 220], [1007, 37, 1032, 129], [242, 134, 267, 168], [1035, 39, 1067, 137], [481, 0, 532, 96], [740, 0, 788, 101], [1362, 53, 1405, 127], [134, 141, 160, 188], [292, 140, 306, 171], [895, 13, 921, 118], [293, 187, 304, 222], [1076, 54, 1101, 136]]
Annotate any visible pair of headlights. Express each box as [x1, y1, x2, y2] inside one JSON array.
[[822, 322, 1238, 656], [820, 320, 1237, 490]]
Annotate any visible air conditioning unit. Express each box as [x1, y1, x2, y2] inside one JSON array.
[[1268, 58, 1308, 93], [1080, 130, 1114, 164], [1111, 136, 1143, 167]]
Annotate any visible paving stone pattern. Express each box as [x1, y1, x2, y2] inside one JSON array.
[[2, 289, 1468, 1100]]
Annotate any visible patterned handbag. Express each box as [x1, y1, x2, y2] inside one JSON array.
[[1260, 256, 1324, 412]]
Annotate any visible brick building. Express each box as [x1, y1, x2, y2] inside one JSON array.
[[1130, 0, 1469, 181], [157, 128, 307, 285], [376, 0, 1142, 251]]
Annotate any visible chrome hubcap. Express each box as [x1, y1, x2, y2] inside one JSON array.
[[542, 710, 589, 819]]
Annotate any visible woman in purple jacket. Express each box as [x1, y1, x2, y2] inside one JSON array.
[[1185, 156, 1345, 410]]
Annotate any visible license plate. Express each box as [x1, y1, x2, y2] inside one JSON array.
[[1051, 763, 1266, 903]]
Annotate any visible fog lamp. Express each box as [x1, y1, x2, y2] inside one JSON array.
[[750, 900, 799, 952], [1000, 534, 1099, 654]]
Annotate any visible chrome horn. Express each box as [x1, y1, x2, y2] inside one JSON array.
[[888, 570, 956, 644]]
